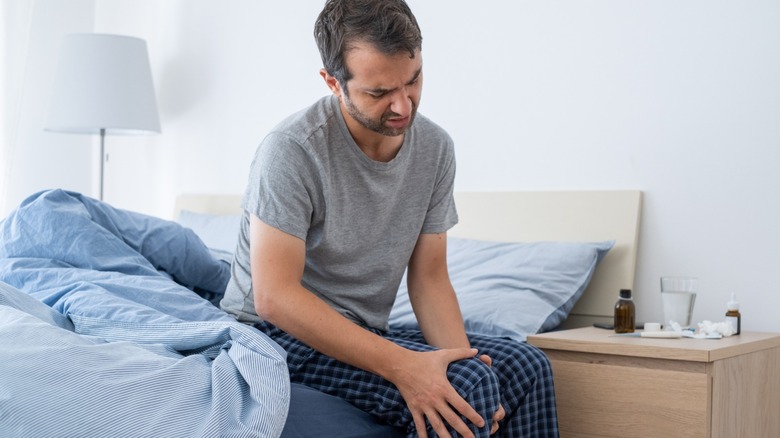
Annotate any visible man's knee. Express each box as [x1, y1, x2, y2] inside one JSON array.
[[447, 358, 501, 431]]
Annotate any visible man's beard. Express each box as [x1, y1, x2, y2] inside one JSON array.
[[343, 94, 417, 137]]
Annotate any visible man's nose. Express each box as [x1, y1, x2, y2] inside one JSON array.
[[389, 89, 412, 117]]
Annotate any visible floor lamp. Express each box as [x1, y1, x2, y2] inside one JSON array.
[[46, 33, 161, 201]]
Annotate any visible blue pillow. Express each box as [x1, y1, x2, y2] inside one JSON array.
[[389, 237, 614, 342]]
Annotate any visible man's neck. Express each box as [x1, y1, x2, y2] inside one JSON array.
[[342, 108, 404, 163]]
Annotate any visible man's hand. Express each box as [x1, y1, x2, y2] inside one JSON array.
[[478, 354, 506, 435], [391, 348, 485, 438]]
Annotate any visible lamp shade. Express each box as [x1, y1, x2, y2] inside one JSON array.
[[46, 33, 161, 135]]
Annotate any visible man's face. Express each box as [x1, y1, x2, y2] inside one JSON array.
[[337, 42, 423, 138]]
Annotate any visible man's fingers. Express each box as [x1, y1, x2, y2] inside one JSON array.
[[438, 349, 486, 429], [426, 409, 457, 438], [411, 411, 428, 438], [446, 388, 484, 430], [491, 403, 506, 434], [414, 404, 471, 438], [441, 347, 479, 363], [493, 403, 506, 422], [437, 400, 476, 438]]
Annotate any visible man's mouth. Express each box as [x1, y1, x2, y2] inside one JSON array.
[[385, 116, 409, 129]]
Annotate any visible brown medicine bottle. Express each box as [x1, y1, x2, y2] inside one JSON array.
[[614, 289, 636, 333], [725, 293, 741, 335]]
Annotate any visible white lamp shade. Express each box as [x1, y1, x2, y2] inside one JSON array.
[[46, 33, 161, 135]]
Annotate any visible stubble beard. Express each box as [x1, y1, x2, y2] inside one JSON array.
[[342, 94, 417, 137]]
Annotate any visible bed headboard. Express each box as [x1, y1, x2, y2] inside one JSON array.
[[449, 191, 642, 328], [174, 190, 642, 329]]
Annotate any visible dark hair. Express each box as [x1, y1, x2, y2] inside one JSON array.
[[314, 0, 422, 90]]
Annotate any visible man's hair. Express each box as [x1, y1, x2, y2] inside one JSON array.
[[314, 0, 422, 91]]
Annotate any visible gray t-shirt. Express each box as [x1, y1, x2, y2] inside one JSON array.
[[220, 95, 458, 331]]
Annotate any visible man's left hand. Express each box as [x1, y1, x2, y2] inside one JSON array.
[[478, 354, 506, 435]]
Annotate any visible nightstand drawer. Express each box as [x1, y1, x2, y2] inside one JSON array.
[[551, 356, 709, 437]]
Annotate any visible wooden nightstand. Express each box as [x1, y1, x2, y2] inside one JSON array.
[[527, 327, 780, 438]]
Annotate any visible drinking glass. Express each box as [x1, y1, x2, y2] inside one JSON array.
[[660, 276, 697, 328]]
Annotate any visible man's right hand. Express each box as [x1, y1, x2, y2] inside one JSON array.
[[389, 348, 486, 438]]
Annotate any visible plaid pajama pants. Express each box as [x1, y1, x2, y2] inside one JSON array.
[[256, 321, 559, 437]]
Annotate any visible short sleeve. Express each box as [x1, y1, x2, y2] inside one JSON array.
[[242, 133, 317, 241], [419, 138, 458, 234]]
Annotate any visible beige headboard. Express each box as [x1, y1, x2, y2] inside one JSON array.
[[449, 191, 642, 328], [175, 190, 642, 329]]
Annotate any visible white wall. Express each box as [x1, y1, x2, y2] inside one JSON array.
[[6, 0, 780, 332], [1, 0, 95, 214]]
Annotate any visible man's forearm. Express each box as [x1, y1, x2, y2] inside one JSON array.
[[256, 282, 411, 379], [407, 279, 470, 350]]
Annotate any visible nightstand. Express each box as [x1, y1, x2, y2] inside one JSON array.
[[527, 327, 780, 438]]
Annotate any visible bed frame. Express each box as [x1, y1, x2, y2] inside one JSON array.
[[174, 190, 643, 329]]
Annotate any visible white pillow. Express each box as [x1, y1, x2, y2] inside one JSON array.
[[177, 210, 242, 254], [389, 237, 614, 342]]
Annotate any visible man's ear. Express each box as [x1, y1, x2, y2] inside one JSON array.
[[320, 68, 343, 96]]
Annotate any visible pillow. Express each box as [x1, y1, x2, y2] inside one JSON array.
[[177, 210, 242, 254], [389, 237, 614, 342]]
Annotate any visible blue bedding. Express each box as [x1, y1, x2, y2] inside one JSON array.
[[0, 189, 406, 437], [0, 190, 290, 437]]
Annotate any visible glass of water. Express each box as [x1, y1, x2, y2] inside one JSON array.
[[660, 277, 697, 328]]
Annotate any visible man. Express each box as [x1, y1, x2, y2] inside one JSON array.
[[221, 1, 559, 436]]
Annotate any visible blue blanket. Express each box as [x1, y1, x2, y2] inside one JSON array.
[[0, 190, 290, 437]]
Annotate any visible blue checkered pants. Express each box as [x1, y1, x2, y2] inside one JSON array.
[[256, 321, 559, 437]]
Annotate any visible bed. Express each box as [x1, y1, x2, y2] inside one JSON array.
[[0, 188, 641, 437]]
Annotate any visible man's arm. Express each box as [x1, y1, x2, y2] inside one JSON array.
[[407, 232, 506, 435], [248, 216, 485, 438], [406, 232, 469, 349]]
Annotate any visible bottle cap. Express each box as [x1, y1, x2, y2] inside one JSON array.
[[619, 289, 632, 299], [727, 293, 739, 311]]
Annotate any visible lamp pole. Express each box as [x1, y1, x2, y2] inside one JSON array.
[[99, 128, 106, 201]]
